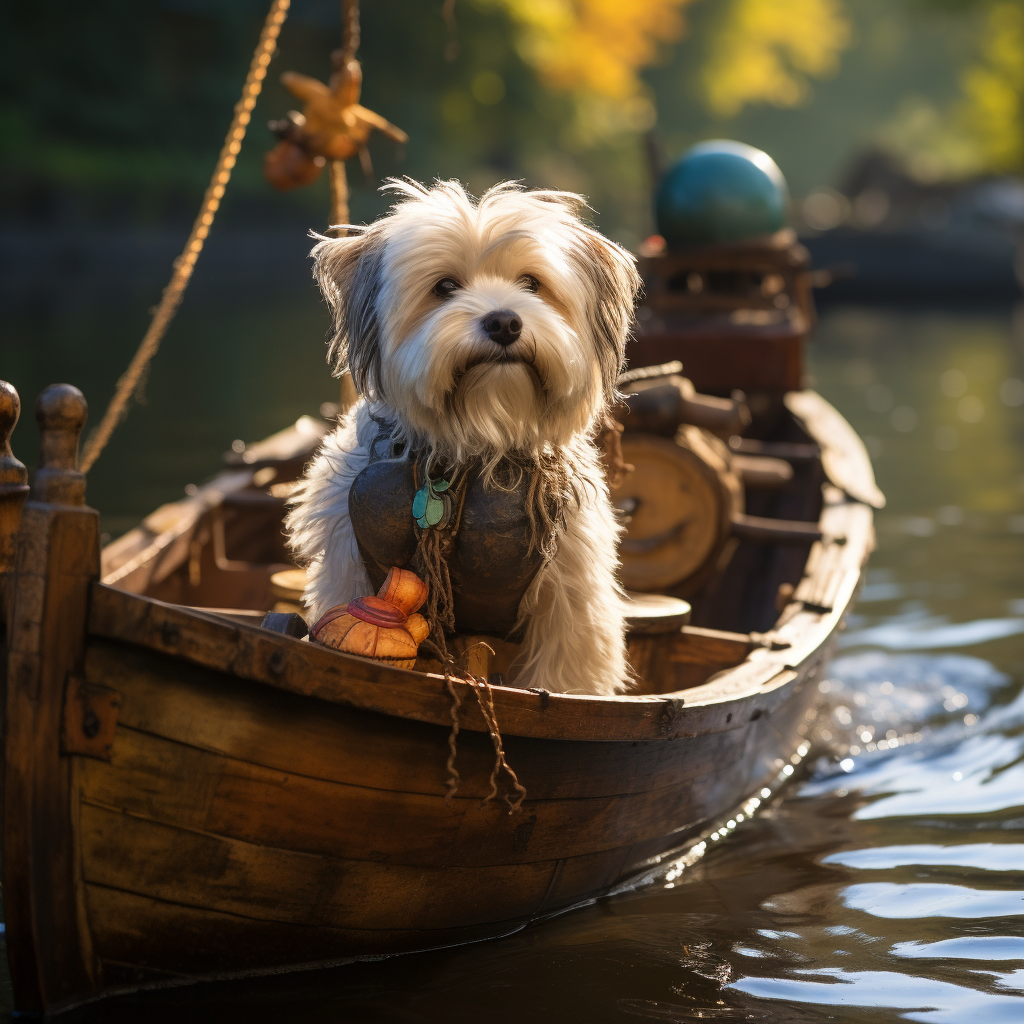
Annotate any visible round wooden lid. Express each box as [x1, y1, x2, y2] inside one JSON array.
[[270, 568, 308, 602], [624, 592, 692, 635]]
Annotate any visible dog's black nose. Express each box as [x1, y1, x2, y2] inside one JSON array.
[[482, 309, 522, 346]]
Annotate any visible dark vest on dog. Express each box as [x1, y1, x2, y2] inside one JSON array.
[[348, 432, 545, 638]]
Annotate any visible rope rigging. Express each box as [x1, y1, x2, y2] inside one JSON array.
[[81, 0, 292, 472]]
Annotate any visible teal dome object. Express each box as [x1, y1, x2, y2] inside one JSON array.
[[655, 140, 789, 245]]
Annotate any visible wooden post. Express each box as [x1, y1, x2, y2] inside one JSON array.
[[0, 381, 30, 617], [5, 384, 99, 1012]]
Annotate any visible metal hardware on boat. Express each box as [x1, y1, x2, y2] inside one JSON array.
[[527, 687, 551, 709], [260, 611, 308, 638], [61, 674, 121, 761]]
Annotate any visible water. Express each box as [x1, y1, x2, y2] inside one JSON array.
[[5, 269, 1024, 1020]]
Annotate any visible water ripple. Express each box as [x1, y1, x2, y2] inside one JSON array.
[[729, 968, 1024, 1023], [842, 882, 1024, 919], [823, 844, 1024, 871], [840, 615, 1024, 650], [892, 936, 1024, 960]]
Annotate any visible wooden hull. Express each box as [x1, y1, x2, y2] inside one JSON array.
[[73, 625, 818, 986], [2, 391, 877, 1013]]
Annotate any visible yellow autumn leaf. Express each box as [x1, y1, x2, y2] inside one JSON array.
[[702, 0, 851, 117], [957, 2, 1024, 171], [481, 0, 695, 100]]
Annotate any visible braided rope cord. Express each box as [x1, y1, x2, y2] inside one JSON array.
[[80, 0, 292, 472]]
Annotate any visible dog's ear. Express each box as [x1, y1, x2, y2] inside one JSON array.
[[570, 225, 642, 400], [311, 229, 386, 397]]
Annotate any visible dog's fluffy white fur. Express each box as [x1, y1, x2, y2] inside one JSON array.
[[286, 179, 641, 695]]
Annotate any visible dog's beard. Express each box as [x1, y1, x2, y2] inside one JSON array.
[[448, 360, 546, 454]]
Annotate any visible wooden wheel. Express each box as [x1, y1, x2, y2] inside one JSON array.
[[617, 427, 742, 593]]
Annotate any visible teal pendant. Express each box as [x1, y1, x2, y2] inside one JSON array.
[[412, 489, 428, 520], [424, 496, 445, 526], [413, 475, 451, 530]]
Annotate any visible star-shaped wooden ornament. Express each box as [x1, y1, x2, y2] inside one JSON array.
[[265, 56, 407, 192]]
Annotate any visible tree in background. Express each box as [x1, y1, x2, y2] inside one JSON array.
[[958, 1, 1024, 171], [484, 0, 852, 135], [865, 0, 1024, 181], [3, 0, 1021, 243], [700, 0, 850, 116]]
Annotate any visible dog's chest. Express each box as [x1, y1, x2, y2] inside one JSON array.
[[348, 456, 544, 638]]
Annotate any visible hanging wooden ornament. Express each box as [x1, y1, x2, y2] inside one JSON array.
[[264, 5, 407, 196]]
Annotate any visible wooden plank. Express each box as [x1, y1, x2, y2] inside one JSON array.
[[672, 626, 752, 665], [77, 724, 753, 867], [6, 508, 100, 1011], [100, 470, 254, 591], [537, 846, 634, 912], [80, 802, 557, 930], [628, 329, 804, 394], [84, 885, 525, 977], [100, 416, 325, 588], [785, 391, 885, 509], [86, 584, 808, 742], [84, 638, 712, 801]]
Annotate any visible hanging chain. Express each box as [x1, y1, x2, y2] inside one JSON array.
[[81, 0, 292, 473], [327, 0, 360, 234], [339, 0, 360, 61]]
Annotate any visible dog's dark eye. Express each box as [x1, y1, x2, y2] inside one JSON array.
[[433, 278, 461, 299], [519, 274, 540, 293]]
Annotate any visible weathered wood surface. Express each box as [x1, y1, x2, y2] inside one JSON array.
[[0, 381, 30, 591], [84, 884, 526, 979], [2, 384, 878, 1010], [786, 391, 885, 509], [100, 415, 325, 593], [4, 385, 99, 1013], [76, 695, 756, 868], [86, 578, 848, 742], [83, 638, 713, 801], [73, 637, 821, 977]]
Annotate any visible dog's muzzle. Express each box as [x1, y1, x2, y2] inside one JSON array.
[[481, 309, 522, 347]]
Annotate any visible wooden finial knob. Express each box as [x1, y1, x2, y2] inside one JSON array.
[[1, 380, 30, 577], [32, 384, 88, 506], [1, 380, 26, 478]]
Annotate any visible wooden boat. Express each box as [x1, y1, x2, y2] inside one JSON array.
[[0, 280, 882, 1011]]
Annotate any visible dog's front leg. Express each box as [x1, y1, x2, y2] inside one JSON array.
[[285, 399, 377, 624], [515, 476, 629, 697]]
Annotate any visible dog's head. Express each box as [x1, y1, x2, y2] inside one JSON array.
[[312, 179, 641, 459]]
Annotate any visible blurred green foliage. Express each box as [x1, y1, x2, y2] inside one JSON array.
[[0, 0, 649, 235], [2, 0, 1021, 245]]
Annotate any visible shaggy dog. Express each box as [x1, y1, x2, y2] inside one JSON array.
[[286, 179, 641, 695]]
